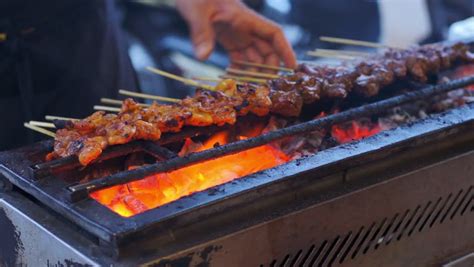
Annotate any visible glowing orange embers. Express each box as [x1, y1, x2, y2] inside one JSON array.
[[453, 64, 474, 91], [91, 113, 385, 217], [331, 121, 381, 144], [90, 131, 289, 217]]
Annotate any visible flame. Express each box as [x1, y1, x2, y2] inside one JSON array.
[[91, 131, 289, 217], [331, 121, 381, 143]]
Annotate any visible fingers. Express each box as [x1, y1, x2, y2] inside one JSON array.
[[188, 13, 216, 60], [263, 54, 280, 74], [229, 42, 280, 73], [211, 2, 297, 70], [272, 33, 297, 68], [229, 51, 245, 69], [244, 46, 264, 64], [248, 12, 297, 68], [255, 39, 279, 73]]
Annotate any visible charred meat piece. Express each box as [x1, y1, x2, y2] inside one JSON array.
[[141, 103, 191, 133], [270, 90, 304, 117]]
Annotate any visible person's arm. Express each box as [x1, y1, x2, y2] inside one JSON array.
[[175, 0, 297, 69]]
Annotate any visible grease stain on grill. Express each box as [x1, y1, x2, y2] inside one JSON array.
[[153, 245, 222, 267], [0, 208, 24, 266]]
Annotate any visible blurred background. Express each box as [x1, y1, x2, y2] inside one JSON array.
[[120, 0, 473, 99]]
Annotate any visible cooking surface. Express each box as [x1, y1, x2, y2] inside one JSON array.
[[1, 102, 474, 247]]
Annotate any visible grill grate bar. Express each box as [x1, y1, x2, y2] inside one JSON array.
[[326, 232, 352, 266], [460, 193, 473, 215], [298, 245, 316, 267], [452, 186, 472, 219], [374, 213, 399, 249], [408, 201, 432, 236], [429, 194, 453, 227], [418, 198, 442, 232], [319, 236, 341, 267], [386, 209, 411, 245], [35, 125, 227, 175], [364, 218, 388, 253], [66, 76, 474, 199], [334, 231, 355, 264], [340, 226, 366, 262], [351, 223, 376, 259], [287, 249, 303, 267], [33, 141, 145, 178], [311, 240, 332, 266], [397, 206, 421, 241], [307, 241, 327, 267], [440, 189, 464, 224]]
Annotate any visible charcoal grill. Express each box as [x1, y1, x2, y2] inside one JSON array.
[[1, 57, 474, 266]]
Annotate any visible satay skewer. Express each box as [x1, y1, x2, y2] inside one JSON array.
[[24, 122, 56, 138], [319, 36, 402, 49], [226, 68, 279, 79], [231, 60, 294, 72]]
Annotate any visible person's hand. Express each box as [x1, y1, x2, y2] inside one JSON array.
[[175, 0, 297, 70]]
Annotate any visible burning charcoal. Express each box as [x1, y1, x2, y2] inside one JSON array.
[[331, 119, 382, 144], [123, 195, 149, 214]]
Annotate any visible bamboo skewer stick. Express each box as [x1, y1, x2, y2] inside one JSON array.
[[24, 122, 56, 138], [226, 68, 279, 79], [146, 66, 191, 83], [93, 105, 121, 113], [45, 115, 78, 121], [29, 121, 56, 128], [118, 90, 180, 103], [193, 76, 246, 86], [306, 51, 356, 60], [119, 90, 181, 102], [231, 60, 294, 72], [100, 98, 124, 106], [192, 76, 221, 82], [314, 48, 371, 57], [319, 36, 401, 49], [219, 75, 267, 84], [101, 97, 151, 107], [146, 66, 215, 91]]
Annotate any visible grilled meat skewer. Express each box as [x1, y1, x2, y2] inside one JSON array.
[[49, 42, 474, 165]]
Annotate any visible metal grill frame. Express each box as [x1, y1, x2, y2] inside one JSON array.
[[152, 144, 474, 267], [0, 102, 474, 256]]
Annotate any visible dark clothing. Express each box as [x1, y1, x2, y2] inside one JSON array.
[[424, 0, 474, 43], [0, 0, 136, 150], [290, 0, 381, 43]]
